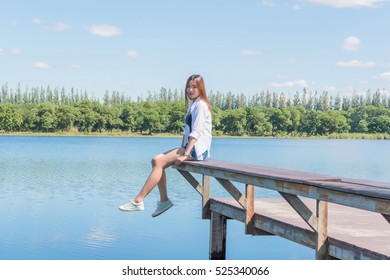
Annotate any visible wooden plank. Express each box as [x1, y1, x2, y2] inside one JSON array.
[[202, 175, 211, 219], [209, 211, 227, 260], [175, 159, 390, 200], [279, 192, 318, 231], [308, 180, 390, 200], [176, 159, 390, 194], [328, 238, 389, 260], [215, 177, 247, 209], [177, 159, 342, 184], [315, 200, 330, 260], [177, 170, 203, 196]]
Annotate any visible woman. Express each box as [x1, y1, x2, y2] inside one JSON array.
[[119, 74, 212, 217]]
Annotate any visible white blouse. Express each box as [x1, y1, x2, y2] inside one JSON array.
[[183, 97, 212, 159]]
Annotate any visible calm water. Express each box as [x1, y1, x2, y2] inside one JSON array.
[[1, 136, 389, 260]]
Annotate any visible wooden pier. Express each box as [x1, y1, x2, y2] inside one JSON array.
[[173, 159, 390, 260]]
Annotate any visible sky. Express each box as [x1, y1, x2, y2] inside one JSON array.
[[1, 0, 390, 101]]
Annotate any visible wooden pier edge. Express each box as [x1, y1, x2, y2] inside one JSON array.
[[173, 159, 390, 260]]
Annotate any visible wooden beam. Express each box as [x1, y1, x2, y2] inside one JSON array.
[[216, 177, 247, 209], [382, 214, 390, 224], [209, 211, 227, 260], [177, 170, 203, 196], [202, 175, 211, 219], [316, 200, 330, 260], [279, 192, 318, 231], [245, 184, 255, 234]]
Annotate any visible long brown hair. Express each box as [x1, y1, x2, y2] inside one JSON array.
[[185, 74, 212, 111]]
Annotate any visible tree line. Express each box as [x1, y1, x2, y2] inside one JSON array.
[[1, 83, 390, 136]]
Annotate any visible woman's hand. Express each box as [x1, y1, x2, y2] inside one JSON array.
[[175, 155, 189, 166]]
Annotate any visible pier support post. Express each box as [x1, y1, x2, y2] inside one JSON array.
[[209, 211, 227, 260], [316, 200, 330, 259], [202, 175, 211, 219], [245, 184, 255, 234]]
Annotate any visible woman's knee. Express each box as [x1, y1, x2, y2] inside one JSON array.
[[151, 155, 163, 167]]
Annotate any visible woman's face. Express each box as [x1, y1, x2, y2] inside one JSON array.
[[187, 80, 200, 100]]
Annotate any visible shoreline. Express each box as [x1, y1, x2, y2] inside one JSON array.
[[1, 131, 389, 140]]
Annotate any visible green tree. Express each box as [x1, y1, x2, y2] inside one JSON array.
[[246, 106, 272, 136], [120, 102, 137, 132], [368, 115, 390, 133], [221, 108, 246, 136], [268, 108, 292, 135], [36, 103, 56, 132], [318, 110, 349, 135], [20, 104, 39, 131], [167, 102, 185, 134], [286, 106, 305, 133], [0, 104, 23, 131], [74, 100, 100, 132], [102, 105, 123, 132], [300, 110, 321, 135], [211, 107, 223, 134], [136, 101, 160, 134], [56, 104, 76, 132]]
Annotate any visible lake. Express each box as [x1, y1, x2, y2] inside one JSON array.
[[1, 136, 389, 260]]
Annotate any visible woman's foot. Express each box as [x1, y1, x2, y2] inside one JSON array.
[[119, 200, 144, 211], [151, 199, 174, 217]]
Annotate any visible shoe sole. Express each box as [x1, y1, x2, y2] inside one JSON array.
[[151, 203, 173, 217], [119, 206, 144, 212]]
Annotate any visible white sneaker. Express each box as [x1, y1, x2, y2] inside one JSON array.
[[119, 200, 144, 212], [151, 199, 174, 217]]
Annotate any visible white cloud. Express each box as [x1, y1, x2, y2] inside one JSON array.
[[52, 22, 70, 31], [241, 49, 262, 56], [33, 18, 44, 25], [127, 50, 138, 58], [288, 57, 298, 63], [336, 60, 376, 67], [307, 0, 385, 8], [261, 0, 275, 7], [120, 80, 132, 86], [11, 48, 22, 55], [323, 85, 339, 93], [271, 79, 308, 88], [342, 36, 361, 51], [0, 48, 4, 56], [85, 24, 122, 37], [32, 61, 51, 69], [380, 72, 390, 80], [33, 18, 70, 31], [293, 4, 303, 10], [69, 64, 81, 69]]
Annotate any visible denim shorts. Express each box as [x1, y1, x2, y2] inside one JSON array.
[[183, 144, 208, 161]]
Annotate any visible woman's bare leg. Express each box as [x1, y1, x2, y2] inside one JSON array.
[[157, 170, 169, 202], [133, 147, 185, 203]]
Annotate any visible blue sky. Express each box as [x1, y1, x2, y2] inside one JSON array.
[[1, 0, 390, 100]]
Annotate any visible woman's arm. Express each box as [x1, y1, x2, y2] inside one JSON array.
[[183, 136, 197, 156], [175, 136, 197, 165]]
